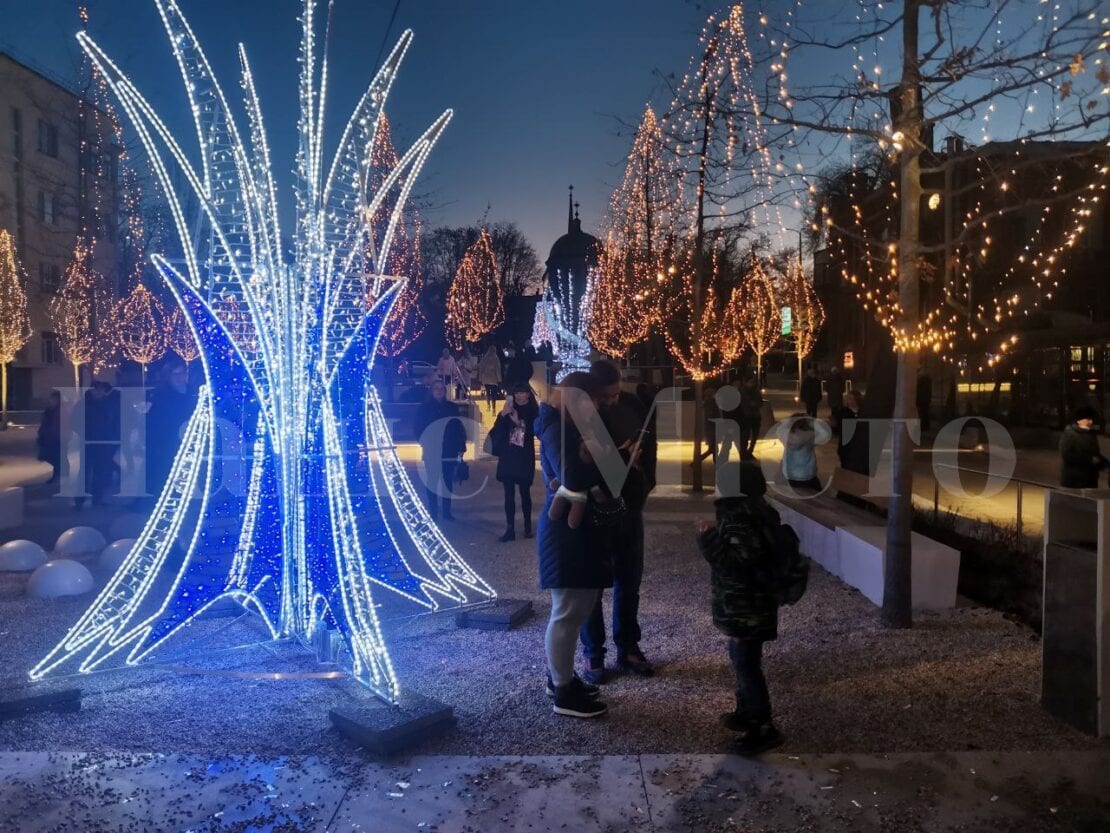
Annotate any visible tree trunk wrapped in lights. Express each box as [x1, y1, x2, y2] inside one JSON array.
[[114, 283, 166, 382], [366, 113, 427, 358], [734, 260, 782, 381], [660, 5, 795, 490], [445, 227, 504, 349], [780, 257, 824, 387], [50, 241, 114, 388], [0, 230, 32, 423], [591, 105, 676, 358]]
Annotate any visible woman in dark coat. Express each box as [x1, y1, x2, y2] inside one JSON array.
[[36, 390, 62, 483], [491, 384, 539, 541], [535, 372, 612, 719]]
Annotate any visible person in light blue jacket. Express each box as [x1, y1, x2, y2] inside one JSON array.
[[778, 414, 831, 491]]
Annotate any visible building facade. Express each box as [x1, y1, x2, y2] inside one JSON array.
[[0, 51, 121, 408]]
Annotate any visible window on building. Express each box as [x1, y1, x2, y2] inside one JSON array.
[[38, 191, 56, 225], [41, 332, 60, 365], [39, 262, 60, 294], [37, 119, 59, 158]]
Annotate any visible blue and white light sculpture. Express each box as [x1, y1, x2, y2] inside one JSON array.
[[30, 0, 495, 703], [533, 268, 597, 380]]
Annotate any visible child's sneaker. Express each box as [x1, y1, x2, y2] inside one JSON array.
[[734, 723, 783, 756], [580, 657, 606, 686], [552, 685, 608, 719], [545, 674, 600, 699]]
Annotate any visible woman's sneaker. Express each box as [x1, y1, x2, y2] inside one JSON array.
[[545, 674, 600, 699], [552, 685, 608, 718], [580, 657, 606, 686]]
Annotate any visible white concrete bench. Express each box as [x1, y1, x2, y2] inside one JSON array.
[[768, 469, 961, 609], [836, 525, 961, 609], [0, 486, 24, 530]]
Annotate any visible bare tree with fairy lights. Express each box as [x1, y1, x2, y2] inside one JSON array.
[[748, 0, 1107, 626]]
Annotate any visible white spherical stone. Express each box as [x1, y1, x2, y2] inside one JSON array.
[[28, 559, 94, 599], [0, 540, 48, 572], [109, 513, 146, 542], [99, 539, 137, 574], [53, 526, 108, 559]]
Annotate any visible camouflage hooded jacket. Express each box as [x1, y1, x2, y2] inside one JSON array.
[[696, 496, 780, 640]]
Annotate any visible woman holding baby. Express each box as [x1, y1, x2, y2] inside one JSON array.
[[535, 371, 629, 720]]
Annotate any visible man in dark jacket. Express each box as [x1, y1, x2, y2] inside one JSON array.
[[697, 462, 784, 755], [1059, 406, 1108, 488], [580, 360, 657, 683], [800, 367, 822, 418], [146, 363, 196, 500], [738, 376, 763, 460]]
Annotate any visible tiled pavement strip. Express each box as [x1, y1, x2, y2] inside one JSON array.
[[1, 750, 1107, 832]]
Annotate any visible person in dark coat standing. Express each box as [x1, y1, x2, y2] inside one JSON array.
[[1059, 406, 1108, 488], [580, 359, 657, 683], [146, 363, 196, 500], [836, 389, 870, 475], [37, 390, 63, 483], [738, 376, 763, 460], [536, 371, 612, 719], [75, 381, 120, 508], [416, 379, 467, 520], [491, 384, 539, 541], [799, 367, 822, 418], [696, 462, 784, 756], [915, 369, 934, 434]]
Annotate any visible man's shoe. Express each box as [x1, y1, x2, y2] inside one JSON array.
[[553, 686, 608, 719], [617, 649, 655, 677], [498, 529, 515, 542], [545, 674, 600, 699], [719, 710, 747, 732], [734, 723, 783, 756], [580, 658, 606, 686]]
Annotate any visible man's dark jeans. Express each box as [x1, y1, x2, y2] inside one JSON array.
[[580, 512, 644, 660], [728, 637, 771, 726]]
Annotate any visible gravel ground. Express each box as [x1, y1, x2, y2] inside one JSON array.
[[0, 458, 1104, 762]]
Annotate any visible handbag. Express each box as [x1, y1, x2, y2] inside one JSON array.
[[454, 458, 470, 483]]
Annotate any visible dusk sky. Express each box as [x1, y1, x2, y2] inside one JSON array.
[[2, 0, 720, 263]]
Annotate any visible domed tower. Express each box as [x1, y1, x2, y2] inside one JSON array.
[[537, 187, 599, 376]]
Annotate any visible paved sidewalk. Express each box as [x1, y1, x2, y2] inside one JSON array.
[[1, 750, 1106, 832]]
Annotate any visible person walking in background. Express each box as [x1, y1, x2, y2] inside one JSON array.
[[504, 346, 535, 392], [580, 360, 657, 684], [826, 365, 845, 431], [778, 414, 830, 492], [490, 384, 539, 541], [478, 344, 503, 413], [800, 367, 822, 419], [416, 379, 467, 520], [436, 348, 460, 400], [738, 375, 763, 460], [916, 368, 934, 434], [1059, 405, 1108, 488], [36, 390, 63, 484], [696, 463, 785, 755], [536, 372, 612, 719]]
